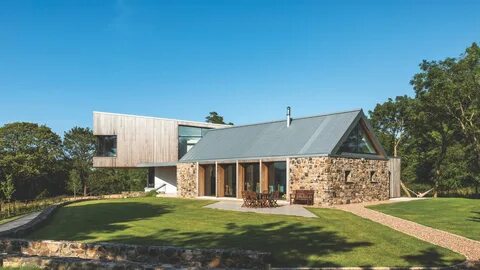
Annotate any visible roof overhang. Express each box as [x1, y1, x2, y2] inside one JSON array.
[[136, 162, 178, 168]]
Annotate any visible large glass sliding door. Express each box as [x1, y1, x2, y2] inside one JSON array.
[[204, 164, 216, 196], [244, 163, 260, 192], [223, 164, 236, 197], [268, 162, 287, 196]]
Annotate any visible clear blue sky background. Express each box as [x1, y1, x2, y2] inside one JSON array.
[[1, 0, 479, 135]]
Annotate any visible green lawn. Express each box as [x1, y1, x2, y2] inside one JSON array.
[[369, 198, 480, 241], [26, 197, 463, 267]]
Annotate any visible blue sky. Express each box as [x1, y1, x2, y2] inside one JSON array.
[[1, 0, 479, 135]]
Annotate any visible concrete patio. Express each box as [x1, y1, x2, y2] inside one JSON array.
[[204, 200, 317, 218]]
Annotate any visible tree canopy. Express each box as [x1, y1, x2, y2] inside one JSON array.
[[370, 43, 480, 196], [205, 112, 233, 125]]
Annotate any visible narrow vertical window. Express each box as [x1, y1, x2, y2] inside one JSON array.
[[344, 170, 353, 183]]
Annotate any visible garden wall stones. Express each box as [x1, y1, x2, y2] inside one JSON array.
[[289, 157, 389, 206], [0, 239, 270, 269], [176, 162, 197, 198]]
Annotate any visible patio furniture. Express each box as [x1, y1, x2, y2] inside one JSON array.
[[269, 191, 280, 207], [259, 191, 270, 208], [242, 191, 255, 208], [290, 190, 314, 205]]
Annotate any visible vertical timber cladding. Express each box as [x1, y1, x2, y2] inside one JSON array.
[[289, 157, 389, 206], [92, 112, 226, 168], [93, 112, 177, 167], [388, 158, 401, 198], [177, 163, 197, 198]]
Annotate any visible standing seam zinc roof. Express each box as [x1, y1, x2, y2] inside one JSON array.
[[180, 109, 364, 162]]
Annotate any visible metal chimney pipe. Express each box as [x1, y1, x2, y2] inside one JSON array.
[[286, 106, 291, 127]]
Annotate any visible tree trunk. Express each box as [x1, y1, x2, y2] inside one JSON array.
[[83, 182, 87, 197]]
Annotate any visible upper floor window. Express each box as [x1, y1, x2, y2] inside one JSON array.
[[337, 122, 377, 155], [178, 126, 210, 158], [95, 135, 117, 157]]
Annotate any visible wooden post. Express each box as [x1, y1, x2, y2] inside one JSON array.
[[260, 161, 269, 192], [217, 163, 225, 197], [236, 161, 244, 199], [198, 165, 205, 196]]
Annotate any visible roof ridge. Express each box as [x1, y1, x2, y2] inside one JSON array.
[[205, 109, 363, 131]]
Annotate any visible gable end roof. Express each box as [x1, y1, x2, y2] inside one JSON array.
[[180, 109, 386, 162]]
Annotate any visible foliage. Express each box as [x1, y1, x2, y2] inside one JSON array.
[[88, 168, 146, 196], [370, 43, 480, 196], [145, 189, 158, 197], [63, 127, 95, 196], [67, 170, 82, 197], [369, 95, 414, 157], [0, 122, 147, 201], [205, 112, 233, 125], [0, 196, 66, 220], [0, 174, 16, 202], [27, 197, 463, 267], [0, 122, 64, 200]]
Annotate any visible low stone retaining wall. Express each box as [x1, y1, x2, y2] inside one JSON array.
[[0, 239, 270, 269]]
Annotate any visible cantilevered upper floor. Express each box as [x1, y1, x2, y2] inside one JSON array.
[[92, 111, 229, 168]]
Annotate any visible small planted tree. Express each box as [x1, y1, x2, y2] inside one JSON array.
[[1, 174, 15, 203], [67, 170, 82, 198]]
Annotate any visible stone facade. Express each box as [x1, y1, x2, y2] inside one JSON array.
[[176, 162, 197, 198], [289, 157, 389, 206], [0, 239, 270, 269]]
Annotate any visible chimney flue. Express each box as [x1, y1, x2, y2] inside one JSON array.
[[286, 106, 291, 127]]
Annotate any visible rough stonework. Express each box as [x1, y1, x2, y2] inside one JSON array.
[[289, 157, 389, 206], [0, 239, 270, 269], [176, 162, 197, 198]]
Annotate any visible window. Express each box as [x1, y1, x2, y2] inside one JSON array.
[[344, 170, 353, 183], [95, 135, 117, 157], [244, 163, 260, 192], [178, 126, 211, 158], [268, 162, 287, 196], [369, 171, 377, 182], [223, 164, 237, 197], [337, 122, 377, 155]]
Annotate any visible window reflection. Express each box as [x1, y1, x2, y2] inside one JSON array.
[[95, 135, 117, 157]]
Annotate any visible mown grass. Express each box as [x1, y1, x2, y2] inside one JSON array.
[[369, 198, 480, 241], [26, 197, 464, 267]]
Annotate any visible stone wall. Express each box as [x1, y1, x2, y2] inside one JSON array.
[[176, 162, 197, 198], [0, 239, 270, 269], [289, 157, 389, 206]]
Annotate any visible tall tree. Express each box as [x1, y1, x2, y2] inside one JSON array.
[[205, 112, 233, 125], [0, 122, 64, 199], [63, 127, 95, 196], [412, 43, 480, 193], [369, 96, 414, 157]]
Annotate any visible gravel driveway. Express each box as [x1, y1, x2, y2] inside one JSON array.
[[336, 202, 480, 264]]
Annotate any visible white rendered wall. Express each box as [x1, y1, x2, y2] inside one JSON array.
[[155, 167, 177, 194]]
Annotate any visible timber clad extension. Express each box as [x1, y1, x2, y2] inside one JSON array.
[[93, 109, 400, 205]]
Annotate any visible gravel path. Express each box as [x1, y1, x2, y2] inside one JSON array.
[[336, 203, 480, 262], [0, 211, 42, 233]]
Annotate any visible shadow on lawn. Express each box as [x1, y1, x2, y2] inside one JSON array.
[[467, 211, 480, 222], [108, 221, 372, 267], [402, 247, 464, 267], [27, 201, 172, 241]]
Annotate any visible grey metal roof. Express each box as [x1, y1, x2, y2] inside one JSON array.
[[180, 109, 384, 162]]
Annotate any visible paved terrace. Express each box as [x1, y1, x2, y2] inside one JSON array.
[[204, 200, 317, 218]]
